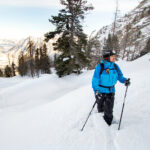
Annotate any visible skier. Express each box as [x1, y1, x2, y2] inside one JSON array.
[[92, 50, 130, 126]]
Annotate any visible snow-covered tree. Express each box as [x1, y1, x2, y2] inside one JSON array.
[[45, 0, 93, 77]]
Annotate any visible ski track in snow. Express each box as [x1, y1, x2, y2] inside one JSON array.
[[92, 112, 119, 150], [90, 112, 105, 150]]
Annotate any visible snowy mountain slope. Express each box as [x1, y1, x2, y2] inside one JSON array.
[[0, 39, 16, 53], [1, 0, 149, 68], [0, 39, 16, 68], [96, 0, 150, 60], [0, 36, 57, 68], [0, 54, 150, 150]]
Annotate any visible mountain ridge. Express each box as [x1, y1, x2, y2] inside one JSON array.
[[0, 36, 57, 68], [95, 0, 150, 60], [0, 0, 150, 68]]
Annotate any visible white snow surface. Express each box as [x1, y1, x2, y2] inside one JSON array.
[[0, 54, 150, 150], [63, 57, 70, 61]]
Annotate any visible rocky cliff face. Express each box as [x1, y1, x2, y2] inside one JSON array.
[[96, 0, 150, 60]]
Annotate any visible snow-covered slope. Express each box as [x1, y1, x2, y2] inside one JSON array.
[[0, 39, 16, 53], [96, 0, 150, 60], [0, 37, 57, 68], [0, 39, 16, 68], [0, 54, 150, 150]]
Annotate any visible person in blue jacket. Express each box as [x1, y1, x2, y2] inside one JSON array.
[[92, 50, 130, 126]]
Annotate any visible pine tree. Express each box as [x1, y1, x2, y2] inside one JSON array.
[[103, 33, 120, 59], [103, 34, 113, 50], [35, 48, 40, 77], [40, 44, 51, 74], [29, 59, 35, 77], [45, 0, 93, 77], [4, 65, 12, 77], [27, 39, 34, 57], [18, 53, 28, 76], [11, 62, 16, 76], [112, 34, 120, 58], [39, 47, 43, 72], [0, 69, 3, 77], [27, 39, 35, 77], [53, 54, 58, 67]]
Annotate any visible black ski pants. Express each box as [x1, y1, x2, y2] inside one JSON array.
[[96, 93, 115, 125]]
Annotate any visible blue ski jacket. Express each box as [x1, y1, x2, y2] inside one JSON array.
[[92, 60, 127, 93]]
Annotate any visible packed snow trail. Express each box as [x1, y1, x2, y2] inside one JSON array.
[[0, 54, 150, 150], [91, 113, 118, 150]]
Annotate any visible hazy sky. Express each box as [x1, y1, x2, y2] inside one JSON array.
[[0, 0, 141, 40]]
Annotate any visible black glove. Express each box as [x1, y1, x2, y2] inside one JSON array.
[[95, 91, 99, 99], [125, 78, 131, 86], [95, 91, 102, 103]]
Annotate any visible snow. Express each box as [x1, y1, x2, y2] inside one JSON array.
[[63, 57, 70, 61], [71, 55, 74, 59], [0, 53, 150, 150], [96, 0, 150, 60], [0, 36, 57, 69], [134, 17, 147, 27], [142, 0, 150, 8], [81, 48, 85, 53]]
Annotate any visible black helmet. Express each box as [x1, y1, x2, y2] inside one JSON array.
[[103, 50, 116, 58]]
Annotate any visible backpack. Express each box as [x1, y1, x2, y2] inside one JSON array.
[[99, 63, 119, 77], [98, 63, 119, 91]]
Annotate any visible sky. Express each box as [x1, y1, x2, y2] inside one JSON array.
[[0, 0, 142, 40]]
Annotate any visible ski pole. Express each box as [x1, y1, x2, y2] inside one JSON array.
[[118, 85, 129, 130], [81, 100, 97, 132]]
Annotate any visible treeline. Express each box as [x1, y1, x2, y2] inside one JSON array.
[[103, 33, 120, 58], [18, 40, 51, 77], [0, 39, 51, 78], [0, 62, 16, 77], [1, 33, 150, 78]]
